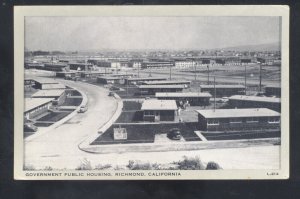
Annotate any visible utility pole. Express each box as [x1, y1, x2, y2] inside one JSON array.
[[214, 76, 216, 111], [169, 64, 172, 80], [126, 70, 128, 97], [207, 64, 210, 85], [137, 62, 140, 78], [149, 67, 152, 77], [259, 62, 262, 92], [244, 63, 247, 95], [194, 60, 197, 81]]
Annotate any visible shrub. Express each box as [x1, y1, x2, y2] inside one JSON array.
[[23, 164, 35, 171], [76, 158, 92, 170], [176, 156, 206, 170], [206, 161, 222, 170], [127, 160, 153, 170], [44, 166, 53, 171], [95, 164, 112, 170]]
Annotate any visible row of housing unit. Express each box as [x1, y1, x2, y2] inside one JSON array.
[[139, 99, 280, 132], [24, 78, 71, 120], [25, 55, 281, 71]]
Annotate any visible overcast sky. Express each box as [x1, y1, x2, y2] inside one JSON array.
[[25, 16, 281, 51]]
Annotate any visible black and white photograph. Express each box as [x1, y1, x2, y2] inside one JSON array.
[[14, 6, 289, 180]]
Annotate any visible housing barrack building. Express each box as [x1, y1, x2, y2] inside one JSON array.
[[196, 108, 280, 132]]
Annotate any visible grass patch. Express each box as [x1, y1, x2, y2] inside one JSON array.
[[34, 122, 54, 127], [202, 130, 280, 141], [36, 111, 71, 122], [115, 111, 143, 123], [66, 89, 82, 96], [122, 101, 142, 111], [92, 122, 201, 145], [92, 124, 156, 145], [62, 97, 83, 106]]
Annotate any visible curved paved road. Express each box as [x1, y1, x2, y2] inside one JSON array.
[[24, 78, 118, 169]]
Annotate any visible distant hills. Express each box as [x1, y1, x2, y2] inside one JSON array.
[[218, 42, 280, 52], [26, 42, 281, 52]]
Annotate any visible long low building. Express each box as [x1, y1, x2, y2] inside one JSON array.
[[196, 108, 280, 132], [141, 99, 177, 122], [138, 85, 185, 95], [200, 85, 245, 97], [24, 98, 54, 119], [228, 95, 281, 112], [32, 78, 62, 90], [56, 71, 80, 78], [141, 61, 174, 69], [31, 89, 66, 105], [156, 92, 211, 106], [81, 71, 112, 78], [125, 77, 167, 85], [96, 76, 125, 84], [142, 80, 191, 88]]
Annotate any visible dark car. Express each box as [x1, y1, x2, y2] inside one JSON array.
[[108, 92, 115, 97], [167, 128, 182, 140], [24, 123, 38, 132]]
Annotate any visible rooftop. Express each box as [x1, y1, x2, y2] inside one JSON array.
[[229, 95, 281, 103], [141, 99, 178, 110], [32, 89, 65, 97], [97, 76, 123, 80], [42, 83, 66, 90], [32, 78, 59, 84], [25, 98, 54, 112], [138, 85, 185, 89], [156, 92, 212, 98], [142, 80, 191, 85], [126, 77, 167, 81], [111, 73, 135, 77], [200, 85, 245, 89], [196, 108, 280, 119]]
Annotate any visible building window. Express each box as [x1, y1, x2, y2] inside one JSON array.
[[268, 117, 280, 124], [144, 110, 154, 116], [207, 119, 219, 125], [230, 118, 243, 123], [246, 117, 259, 123]]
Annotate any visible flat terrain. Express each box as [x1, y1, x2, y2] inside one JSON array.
[[131, 64, 281, 87], [24, 72, 118, 170], [23, 70, 281, 170]]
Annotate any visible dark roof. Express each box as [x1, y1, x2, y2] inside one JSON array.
[[127, 77, 167, 81], [143, 80, 191, 85], [200, 85, 245, 89], [138, 85, 185, 89]]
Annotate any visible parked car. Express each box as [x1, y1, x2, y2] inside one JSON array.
[[78, 105, 88, 113], [24, 123, 38, 132], [108, 92, 115, 97], [167, 128, 182, 140]]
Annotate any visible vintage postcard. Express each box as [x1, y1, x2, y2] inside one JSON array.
[[14, 5, 289, 180]]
